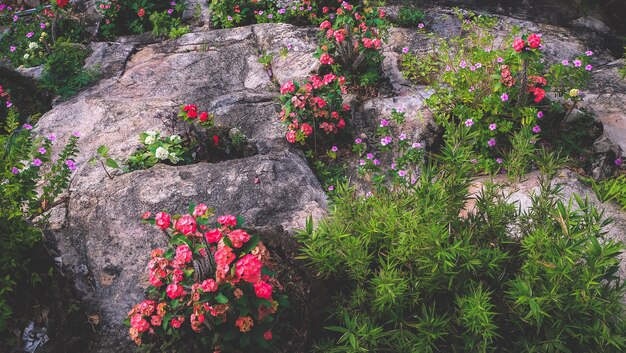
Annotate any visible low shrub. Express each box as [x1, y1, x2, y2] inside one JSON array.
[[126, 205, 288, 351], [39, 40, 98, 99], [298, 127, 626, 352], [394, 6, 426, 28], [96, 0, 187, 39]]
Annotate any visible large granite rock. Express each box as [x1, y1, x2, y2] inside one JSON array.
[[35, 25, 327, 351]]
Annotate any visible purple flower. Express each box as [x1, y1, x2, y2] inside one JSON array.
[[268, 14, 273, 19], [359, 159, 366, 166], [170, 1, 176, 5], [23, 124, 33, 130], [278, 8, 286, 14], [38, 147, 47, 154], [501, 93, 509, 102], [445, 65, 451, 71], [32, 159, 42, 167], [227, 16, 233, 21], [585, 64, 593, 71], [13, 15, 18, 22], [489, 123, 497, 131], [48, 134, 56, 142], [496, 158, 503, 164], [6, 101, 12, 108], [412, 142, 421, 148], [391, 163, 397, 170], [354, 138, 362, 144], [468, 86, 475, 92], [573, 60, 582, 67], [497, 57, 504, 63], [11, 167, 19, 175], [402, 47, 409, 54], [488, 138, 496, 147], [66, 160, 76, 171], [398, 170, 407, 177], [366, 153, 374, 160], [562, 60, 569, 65], [537, 111, 544, 119], [327, 185, 334, 191], [615, 158, 623, 166], [373, 159, 380, 166], [585, 50, 594, 56], [258, 10, 264, 15], [380, 136, 392, 146], [399, 133, 407, 141], [469, 65, 476, 71], [331, 145, 338, 152], [459, 60, 467, 69], [10, 46, 16, 52], [532, 125, 541, 133], [167, 9, 173, 14], [40, 23, 45, 29], [465, 119, 474, 127], [73, 131, 81, 137], [475, 62, 482, 68], [380, 119, 389, 127], [26, 32, 34, 38], [418, 23, 424, 29]]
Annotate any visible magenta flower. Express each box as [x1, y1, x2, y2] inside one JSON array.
[[73, 131, 81, 137], [585, 64, 593, 71], [537, 111, 544, 119], [488, 138, 496, 147], [327, 185, 334, 191], [573, 60, 582, 67], [380, 136, 392, 146], [497, 57, 504, 63], [66, 160, 76, 171], [23, 124, 32, 130], [10, 46, 16, 52], [11, 167, 19, 175], [38, 147, 47, 154], [359, 159, 366, 166], [616, 158, 623, 166], [468, 86, 475, 92], [412, 142, 421, 148], [496, 158, 503, 164], [26, 31, 34, 38], [465, 119, 474, 127], [402, 47, 409, 54], [562, 60, 569, 65], [32, 159, 42, 167], [373, 159, 380, 166], [354, 138, 362, 144], [585, 50, 594, 56], [532, 125, 541, 133], [366, 153, 374, 160], [167, 9, 173, 14], [418, 23, 424, 29], [331, 145, 338, 152], [459, 60, 467, 69], [40, 23, 45, 29], [6, 101, 12, 108], [399, 133, 407, 141], [475, 62, 482, 68], [48, 134, 56, 141], [501, 93, 509, 102], [398, 170, 407, 177], [489, 123, 497, 130], [380, 119, 389, 127]]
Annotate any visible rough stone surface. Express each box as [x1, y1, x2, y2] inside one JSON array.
[[35, 25, 327, 351]]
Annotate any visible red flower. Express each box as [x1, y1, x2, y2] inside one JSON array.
[[175, 214, 197, 235], [253, 281, 273, 300], [150, 315, 162, 326], [214, 244, 236, 266], [166, 283, 185, 299], [213, 135, 219, 147], [217, 215, 237, 227], [56, 0, 69, 8], [199, 112, 209, 122], [170, 318, 181, 328], [228, 229, 251, 248], [130, 314, 150, 332], [280, 81, 295, 95], [337, 118, 346, 129], [286, 130, 296, 143], [300, 123, 313, 137], [532, 87, 545, 103], [201, 279, 218, 292], [155, 212, 171, 229], [193, 204, 208, 217], [235, 254, 262, 282], [264, 330, 273, 341], [320, 53, 334, 65], [183, 104, 198, 118], [175, 244, 193, 263], [320, 20, 332, 30], [138, 8, 145, 17], [527, 33, 541, 49], [205, 228, 222, 243], [513, 38, 525, 52]]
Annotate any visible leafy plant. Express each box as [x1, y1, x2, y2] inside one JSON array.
[[96, 0, 186, 39], [39, 40, 99, 99], [395, 6, 426, 28], [149, 10, 189, 39], [126, 205, 288, 351], [584, 174, 626, 209], [127, 131, 189, 171], [298, 126, 626, 352]]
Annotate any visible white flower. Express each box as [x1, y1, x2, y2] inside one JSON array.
[[146, 130, 157, 137], [28, 42, 38, 49], [23, 53, 30, 60], [144, 135, 156, 145], [155, 147, 169, 160], [169, 135, 181, 144], [169, 152, 179, 163]]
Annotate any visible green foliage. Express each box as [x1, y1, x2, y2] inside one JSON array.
[[127, 131, 189, 170], [394, 6, 426, 27], [298, 127, 626, 353], [39, 40, 98, 99], [400, 49, 441, 85], [584, 174, 626, 209], [0, 111, 79, 337], [149, 11, 189, 39], [619, 47, 626, 79], [208, 0, 323, 29], [97, 0, 186, 39]]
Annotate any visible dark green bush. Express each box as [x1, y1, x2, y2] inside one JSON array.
[[39, 40, 98, 99], [298, 128, 626, 352], [395, 6, 426, 27]]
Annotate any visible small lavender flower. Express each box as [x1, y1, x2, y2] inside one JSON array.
[[380, 119, 389, 127], [497, 57, 504, 63], [331, 145, 338, 152], [278, 8, 286, 14], [470, 159, 478, 164], [459, 60, 467, 69], [616, 158, 623, 166], [532, 125, 541, 133], [380, 136, 392, 146], [73, 131, 81, 137], [11, 167, 19, 175], [501, 93, 509, 102], [66, 160, 76, 171], [10, 46, 16, 52], [475, 62, 482, 68], [40, 23, 45, 29], [170, 1, 176, 5], [32, 159, 42, 167], [359, 159, 366, 166], [48, 134, 56, 142], [573, 60, 582, 67], [366, 153, 374, 160], [537, 111, 544, 119], [562, 60, 569, 65], [373, 159, 380, 166], [354, 138, 362, 144], [469, 65, 476, 71], [468, 86, 475, 92], [167, 9, 173, 14], [227, 16, 233, 21], [327, 185, 334, 191], [399, 133, 407, 141], [585, 50, 594, 56], [465, 119, 474, 127], [445, 65, 451, 71], [23, 124, 32, 130], [402, 47, 409, 54], [390, 163, 397, 170], [412, 142, 421, 149], [26, 31, 34, 38], [488, 138, 496, 147], [13, 15, 18, 22], [418, 23, 424, 29], [268, 14, 273, 19], [398, 170, 407, 177], [496, 158, 503, 164], [38, 147, 46, 154], [489, 123, 497, 131], [585, 64, 593, 71]]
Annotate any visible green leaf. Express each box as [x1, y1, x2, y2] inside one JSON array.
[[97, 145, 109, 157], [240, 234, 260, 254], [105, 158, 119, 169], [215, 293, 229, 304]]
